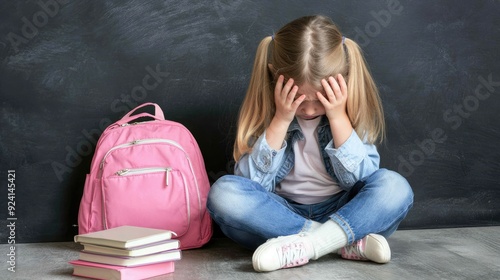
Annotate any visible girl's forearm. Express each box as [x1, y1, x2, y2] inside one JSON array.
[[329, 114, 353, 148], [266, 117, 290, 150]]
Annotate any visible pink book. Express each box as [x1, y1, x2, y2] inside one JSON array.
[[69, 260, 174, 280]]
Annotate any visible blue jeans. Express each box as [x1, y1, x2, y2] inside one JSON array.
[[207, 168, 414, 250]]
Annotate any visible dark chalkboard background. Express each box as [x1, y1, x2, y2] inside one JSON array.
[[1, 0, 499, 243]]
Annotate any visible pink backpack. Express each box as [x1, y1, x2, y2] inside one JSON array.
[[78, 103, 213, 249]]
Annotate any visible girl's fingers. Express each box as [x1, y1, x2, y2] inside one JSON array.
[[328, 76, 343, 100], [274, 75, 284, 99], [321, 78, 336, 102], [281, 77, 295, 99], [292, 94, 306, 109], [337, 74, 348, 97], [316, 91, 329, 106], [284, 85, 299, 106]]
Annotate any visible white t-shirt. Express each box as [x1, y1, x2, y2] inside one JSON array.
[[276, 117, 342, 204]]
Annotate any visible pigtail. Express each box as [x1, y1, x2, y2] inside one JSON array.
[[233, 36, 274, 161], [343, 38, 385, 144]]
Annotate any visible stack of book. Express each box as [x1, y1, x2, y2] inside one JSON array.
[[70, 226, 181, 280]]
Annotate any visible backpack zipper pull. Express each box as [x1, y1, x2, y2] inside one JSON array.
[[116, 169, 130, 176], [165, 168, 172, 186]]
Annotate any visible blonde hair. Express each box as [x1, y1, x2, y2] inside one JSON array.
[[234, 15, 385, 161]]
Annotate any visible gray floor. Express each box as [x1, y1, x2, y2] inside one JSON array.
[[2, 226, 499, 280]]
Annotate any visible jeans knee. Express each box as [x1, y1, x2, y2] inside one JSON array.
[[207, 175, 239, 213], [371, 169, 414, 210], [207, 175, 257, 220]]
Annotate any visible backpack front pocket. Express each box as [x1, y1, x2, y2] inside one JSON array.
[[102, 167, 190, 236]]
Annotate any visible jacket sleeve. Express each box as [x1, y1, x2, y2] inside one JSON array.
[[234, 131, 287, 192], [324, 130, 380, 190]]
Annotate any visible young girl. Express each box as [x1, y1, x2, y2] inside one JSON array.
[[207, 15, 413, 272]]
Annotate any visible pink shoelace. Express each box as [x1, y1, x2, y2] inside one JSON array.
[[340, 238, 368, 260], [277, 242, 310, 268]]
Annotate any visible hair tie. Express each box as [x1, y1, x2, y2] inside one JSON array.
[[271, 34, 275, 41], [342, 36, 346, 44]]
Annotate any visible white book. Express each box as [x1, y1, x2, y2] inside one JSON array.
[[78, 250, 181, 267], [81, 239, 180, 257], [74, 226, 176, 249]]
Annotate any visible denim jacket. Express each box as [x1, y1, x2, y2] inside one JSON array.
[[234, 116, 380, 192]]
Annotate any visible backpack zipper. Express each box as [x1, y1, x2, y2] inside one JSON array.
[[100, 139, 187, 171], [98, 138, 187, 178], [115, 167, 173, 186], [120, 121, 148, 127]]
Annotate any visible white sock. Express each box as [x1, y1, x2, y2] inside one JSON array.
[[306, 220, 322, 232], [308, 220, 348, 259]]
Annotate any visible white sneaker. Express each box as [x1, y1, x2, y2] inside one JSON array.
[[339, 234, 391, 263], [252, 233, 313, 272]]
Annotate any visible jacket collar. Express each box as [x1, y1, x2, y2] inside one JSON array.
[[287, 115, 329, 133]]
